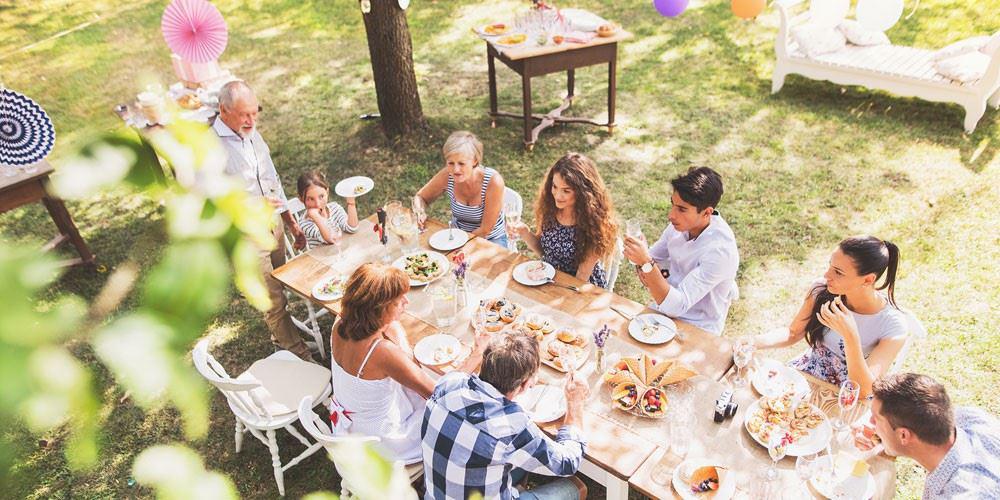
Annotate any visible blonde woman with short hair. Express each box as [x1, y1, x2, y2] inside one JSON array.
[[415, 131, 508, 247]]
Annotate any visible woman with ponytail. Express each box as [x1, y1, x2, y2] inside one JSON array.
[[755, 236, 908, 397]]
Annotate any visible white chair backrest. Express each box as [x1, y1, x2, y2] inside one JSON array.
[[192, 339, 275, 421], [503, 187, 523, 215], [889, 308, 927, 373], [297, 396, 380, 448], [602, 237, 624, 291]]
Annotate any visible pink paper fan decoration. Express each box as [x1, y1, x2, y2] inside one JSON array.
[[161, 0, 228, 63]]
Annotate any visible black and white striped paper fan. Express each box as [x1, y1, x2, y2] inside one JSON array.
[[0, 88, 56, 167]]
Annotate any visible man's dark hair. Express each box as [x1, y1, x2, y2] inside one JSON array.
[[873, 373, 954, 446], [670, 166, 724, 212], [479, 333, 540, 395]]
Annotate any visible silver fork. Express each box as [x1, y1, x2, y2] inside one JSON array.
[[543, 279, 579, 292]]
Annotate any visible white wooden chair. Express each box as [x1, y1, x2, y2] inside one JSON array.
[[192, 339, 333, 496], [889, 308, 928, 374], [603, 237, 625, 291], [772, 0, 1000, 132], [282, 196, 330, 359], [503, 187, 524, 252], [297, 396, 424, 499]]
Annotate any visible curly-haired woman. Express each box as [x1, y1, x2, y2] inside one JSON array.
[[508, 153, 618, 288]]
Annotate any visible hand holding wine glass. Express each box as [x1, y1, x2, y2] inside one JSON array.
[[412, 196, 428, 232]]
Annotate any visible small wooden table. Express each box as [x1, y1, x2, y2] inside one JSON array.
[[271, 213, 736, 500], [0, 160, 95, 266], [484, 29, 632, 150]]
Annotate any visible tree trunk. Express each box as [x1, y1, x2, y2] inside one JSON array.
[[361, 0, 427, 138]]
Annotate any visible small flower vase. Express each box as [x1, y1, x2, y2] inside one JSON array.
[[595, 347, 607, 372], [454, 279, 468, 309]]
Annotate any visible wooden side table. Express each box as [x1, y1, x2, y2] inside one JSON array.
[[0, 160, 95, 267], [485, 30, 632, 150]]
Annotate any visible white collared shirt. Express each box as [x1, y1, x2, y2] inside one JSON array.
[[211, 117, 288, 213], [647, 214, 740, 336]]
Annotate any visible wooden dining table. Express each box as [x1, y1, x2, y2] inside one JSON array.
[[628, 362, 898, 499], [271, 213, 739, 500]]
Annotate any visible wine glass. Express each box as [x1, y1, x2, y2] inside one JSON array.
[[833, 380, 861, 433], [796, 453, 818, 495], [766, 430, 788, 482], [412, 196, 428, 233], [504, 202, 521, 246], [328, 223, 343, 262], [260, 176, 284, 211], [732, 336, 755, 387], [625, 218, 645, 264]]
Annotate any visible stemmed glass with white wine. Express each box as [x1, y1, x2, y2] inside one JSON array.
[[625, 218, 645, 264], [732, 336, 755, 387], [504, 202, 521, 249]]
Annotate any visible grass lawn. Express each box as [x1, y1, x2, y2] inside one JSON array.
[[2, 0, 998, 498]]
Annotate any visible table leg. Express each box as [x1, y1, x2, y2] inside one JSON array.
[[605, 476, 630, 500], [567, 68, 575, 101], [580, 457, 630, 500], [488, 50, 498, 128], [607, 52, 617, 134], [521, 72, 533, 150], [42, 196, 95, 265]]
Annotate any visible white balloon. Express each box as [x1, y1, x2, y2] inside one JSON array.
[[809, 0, 850, 29], [856, 0, 904, 32]]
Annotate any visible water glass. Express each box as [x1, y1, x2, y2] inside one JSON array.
[[429, 282, 456, 329], [670, 415, 692, 458]]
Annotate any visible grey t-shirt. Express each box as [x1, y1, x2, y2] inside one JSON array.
[[818, 299, 908, 359]]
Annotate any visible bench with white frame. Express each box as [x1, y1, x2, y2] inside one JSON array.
[[772, 0, 1000, 132]]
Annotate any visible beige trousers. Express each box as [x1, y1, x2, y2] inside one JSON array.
[[259, 221, 313, 361]]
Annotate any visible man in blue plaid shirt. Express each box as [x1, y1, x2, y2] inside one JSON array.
[[421, 332, 589, 500]]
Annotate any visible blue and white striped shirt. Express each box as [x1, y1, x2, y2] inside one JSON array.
[[447, 166, 506, 242]]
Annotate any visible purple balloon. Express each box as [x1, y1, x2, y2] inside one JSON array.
[[653, 0, 689, 17]]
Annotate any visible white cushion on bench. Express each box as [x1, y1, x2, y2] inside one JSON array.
[[932, 35, 991, 62], [839, 19, 889, 47], [935, 51, 991, 83], [792, 23, 847, 58]]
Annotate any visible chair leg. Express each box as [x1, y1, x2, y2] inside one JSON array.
[[266, 429, 286, 496], [989, 88, 1000, 109], [771, 64, 788, 94], [964, 99, 987, 133], [306, 302, 326, 360], [234, 419, 245, 453]]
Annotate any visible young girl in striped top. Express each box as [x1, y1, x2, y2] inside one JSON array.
[[414, 131, 508, 247], [296, 170, 359, 249]]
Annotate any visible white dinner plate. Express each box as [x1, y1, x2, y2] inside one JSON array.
[[671, 459, 736, 500], [477, 23, 511, 37], [627, 314, 677, 345], [512, 260, 556, 286], [334, 176, 374, 198], [752, 358, 811, 399], [428, 228, 469, 251], [312, 274, 346, 302], [392, 251, 450, 286], [743, 398, 833, 457], [809, 453, 877, 499], [414, 334, 461, 366], [514, 384, 566, 422]]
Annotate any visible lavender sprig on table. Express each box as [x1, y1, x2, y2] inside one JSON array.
[[593, 324, 611, 349]]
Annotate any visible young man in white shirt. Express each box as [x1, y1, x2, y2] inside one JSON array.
[[623, 167, 740, 336]]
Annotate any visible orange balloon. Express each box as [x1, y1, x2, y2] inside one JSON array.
[[731, 0, 765, 19]]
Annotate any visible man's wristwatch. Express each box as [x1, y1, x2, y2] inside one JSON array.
[[640, 260, 655, 274]]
